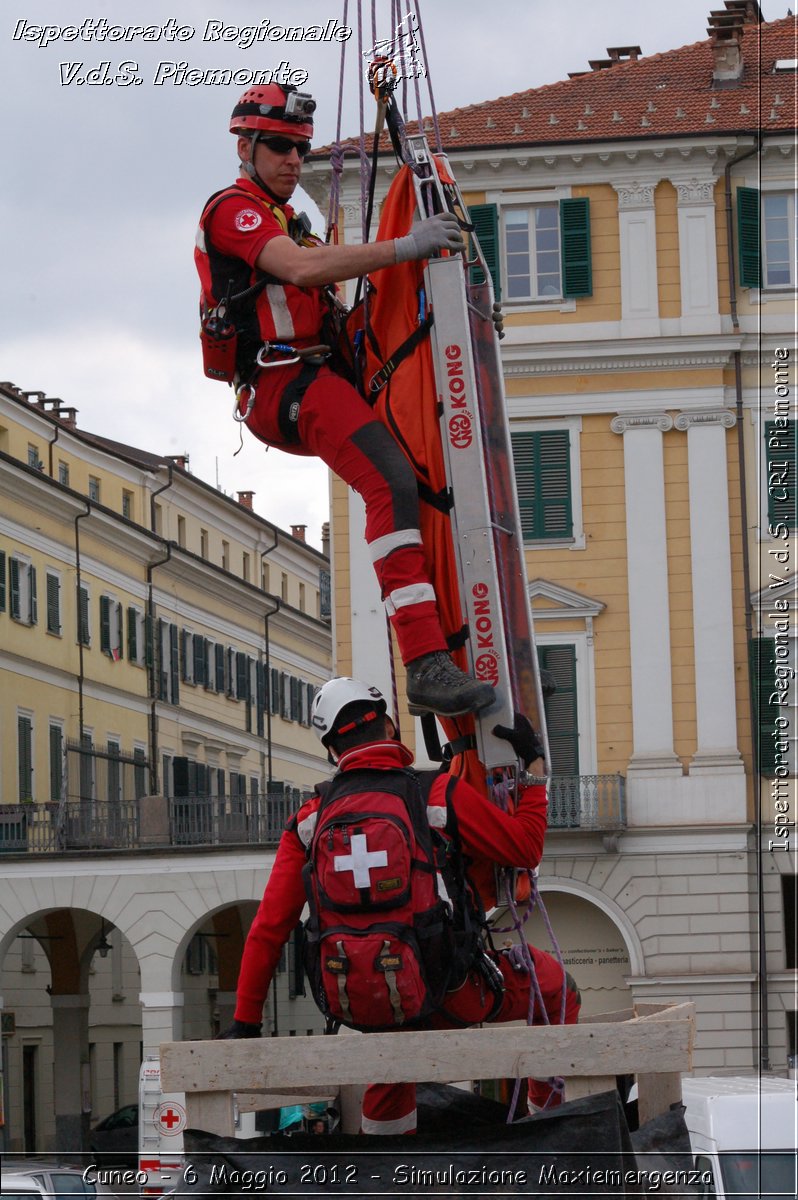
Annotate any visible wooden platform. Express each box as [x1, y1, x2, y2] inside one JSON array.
[[160, 1002, 694, 1135]]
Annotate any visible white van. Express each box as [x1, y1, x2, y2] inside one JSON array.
[[680, 1075, 797, 1199]]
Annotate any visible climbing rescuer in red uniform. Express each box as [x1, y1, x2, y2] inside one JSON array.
[[195, 84, 494, 718], [219, 678, 581, 1133]]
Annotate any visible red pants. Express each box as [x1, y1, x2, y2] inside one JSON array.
[[245, 361, 447, 665], [360, 945, 581, 1134]]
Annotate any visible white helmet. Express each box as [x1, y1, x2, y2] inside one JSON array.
[[311, 678, 389, 746]]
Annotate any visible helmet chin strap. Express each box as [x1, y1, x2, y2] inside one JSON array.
[[242, 133, 291, 205]]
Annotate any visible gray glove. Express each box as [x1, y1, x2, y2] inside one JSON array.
[[394, 211, 465, 263]]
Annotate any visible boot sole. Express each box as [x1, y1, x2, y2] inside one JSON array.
[[407, 693, 496, 718]]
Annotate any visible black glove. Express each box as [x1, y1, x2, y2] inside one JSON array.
[[216, 1019, 261, 1040], [492, 713, 545, 769]]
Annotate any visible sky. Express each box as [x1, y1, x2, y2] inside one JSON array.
[[1, 0, 786, 549]]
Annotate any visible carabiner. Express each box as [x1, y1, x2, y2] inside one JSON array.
[[233, 383, 255, 423], [256, 343, 299, 369]]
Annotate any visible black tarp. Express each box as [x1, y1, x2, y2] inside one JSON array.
[[173, 1085, 698, 1197]]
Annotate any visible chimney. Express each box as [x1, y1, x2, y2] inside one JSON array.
[[60, 407, 78, 428], [291, 524, 307, 543], [321, 521, 330, 559], [168, 453, 190, 471], [237, 490, 254, 510], [708, 8, 745, 84]]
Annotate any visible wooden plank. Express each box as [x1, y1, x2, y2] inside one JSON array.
[[580, 1008, 636, 1025], [636, 1070, 683, 1126], [563, 1075, 617, 1103], [186, 1091, 235, 1136], [161, 1015, 693, 1094], [235, 1091, 336, 1112]]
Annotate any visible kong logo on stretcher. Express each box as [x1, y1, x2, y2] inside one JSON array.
[[444, 343, 474, 450], [472, 582, 500, 687]]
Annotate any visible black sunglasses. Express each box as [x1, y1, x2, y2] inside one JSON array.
[[256, 134, 312, 159]]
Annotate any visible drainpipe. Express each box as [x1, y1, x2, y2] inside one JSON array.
[[146, 545, 172, 795], [146, 466, 175, 795], [725, 135, 770, 1070], [259, 528, 280, 792], [47, 420, 60, 479], [73, 503, 91, 739]]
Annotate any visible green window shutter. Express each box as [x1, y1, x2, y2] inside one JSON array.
[[144, 614, 154, 668], [511, 429, 573, 540], [193, 634, 206, 686], [538, 644, 579, 776], [157, 618, 168, 700], [236, 651, 249, 701], [77, 584, 90, 645], [468, 202, 501, 300], [169, 623, 180, 704], [100, 595, 111, 655], [215, 642, 226, 692], [0, 550, 5, 611], [18, 715, 33, 801], [134, 747, 147, 799], [180, 629, 191, 682], [28, 566, 37, 625], [737, 186, 761, 289], [49, 724, 63, 802], [115, 603, 123, 659], [765, 420, 796, 531], [749, 638, 778, 775], [10, 558, 21, 620], [127, 606, 138, 661], [46, 574, 61, 634], [560, 197, 592, 297]]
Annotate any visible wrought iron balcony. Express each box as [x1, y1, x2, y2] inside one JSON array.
[[546, 774, 626, 831], [0, 793, 303, 855]]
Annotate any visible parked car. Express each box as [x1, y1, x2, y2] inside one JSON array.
[[0, 1161, 118, 1199], [89, 1103, 139, 1166], [1, 1175, 47, 1200]]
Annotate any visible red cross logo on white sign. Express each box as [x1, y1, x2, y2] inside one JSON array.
[[154, 1101, 186, 1136], [334, 833, 388, 888]]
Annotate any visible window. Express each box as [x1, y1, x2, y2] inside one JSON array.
[[18, 713, 34, 801], [122, 490, 134, 520], [783, 876, 797, 969], [750, 637, 797, 777], [107, 739, 122, 805], [9, 556, 38, 625], [99, 596, 123, 660], [298, 582, 306, 612], [157, 620, 180, 704], [281, 572, 289, 602], [470, 197, 592, 302], [45, 571, 61, 635], [504, 205, 561, 300], [177, 515, 186, 548], [77, 583, 90, 645], [200, 528, 209, 558], [58, 460, 70, 486], [49, 723, 64, 802], [127, 606, 145, 666], [222, 540, 229, 570], [763, 192, 797, 288], [738, 186, 798, 289], [27, 444, 42, 470], [538, 645, 580, 776], [242, 552, 250, 583], [511, 429, 573, 541], [134, 746, 147, 799], [261, 561, 270, 591], [88, 476, 101, 502], [766, 419, 796, 531]]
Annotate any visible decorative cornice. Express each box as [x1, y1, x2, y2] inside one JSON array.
[[611, 412, 673, 434], [503, 352, 734, 376], [613, 181, 655, 209], [674, 409, 736, 430], [672, 177, 716, 205]]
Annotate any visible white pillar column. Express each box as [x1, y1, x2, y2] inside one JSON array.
[[613, 181, 660, 337], [672, 176, 722, 334], [140, 991, 184, 1058], [675, 409, 744, 774], [611, 413, 682, 775], [51, 994, 91, 1152]]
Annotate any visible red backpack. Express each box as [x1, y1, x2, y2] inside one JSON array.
[[302, 767, 482, 1031]]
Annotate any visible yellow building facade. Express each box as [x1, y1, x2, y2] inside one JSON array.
[[302, 5, 796, 1071]]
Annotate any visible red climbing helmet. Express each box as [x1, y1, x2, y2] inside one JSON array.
[[230, 83, 316, 139]]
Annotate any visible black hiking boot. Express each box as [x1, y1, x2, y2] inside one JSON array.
[[405, 651, 496, 716]]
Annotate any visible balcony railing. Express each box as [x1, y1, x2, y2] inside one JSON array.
[[0, 777, 626, 855], [0, 793, 303, 855], [547, 774, 626, 831]]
